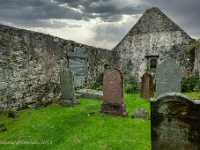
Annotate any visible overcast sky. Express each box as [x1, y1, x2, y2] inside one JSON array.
[[0, 0, 200, 49]]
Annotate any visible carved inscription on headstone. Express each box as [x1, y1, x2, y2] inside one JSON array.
[[140, 73, 154, 99], [60, 69, 77, 106], [156, 58, 182, 97], [103, 68, 123, 104], [150, 93, 200, 150], [100, 68, 127, 116], [60, 69, 75, 100], [68, 47, 88, 87]]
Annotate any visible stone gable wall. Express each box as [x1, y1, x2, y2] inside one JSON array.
[[113, 31, 194, 79], [112, 8, 195, 80]]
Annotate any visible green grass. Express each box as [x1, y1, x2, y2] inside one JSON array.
[[0, 93, 150, 150], [1, 92, 199, 150], [184, 92, 200, 100]]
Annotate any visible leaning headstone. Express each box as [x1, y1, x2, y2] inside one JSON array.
[[60, 69, 78, 106], [140, 73, 154, 99], [151, 92, 200, 150], [100, 68, 127, 116], [156, 58, 182, 97], [67, 47, 88, 87]]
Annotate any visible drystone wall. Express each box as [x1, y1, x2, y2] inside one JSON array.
[[194, 45, 200, 74], [0, 24, 112, 110]]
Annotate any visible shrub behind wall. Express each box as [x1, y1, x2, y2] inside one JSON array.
[[181, 72, 200, 92]]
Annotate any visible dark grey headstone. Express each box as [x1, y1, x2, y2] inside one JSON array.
[[60, 69, 75, 100], [68, 47, 88, 87], [156, 58, 182, 97], [151, 92, 200, 150]]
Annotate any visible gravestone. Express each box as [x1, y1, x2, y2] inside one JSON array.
[[100, 68, 127, 116], [133, 108, 148, 119], [67, 47, 88, 87], [151, 92, 200, 150], [156, 58, 182, 97], [60, 69, 78, 106], [140, 73, 154, 99]]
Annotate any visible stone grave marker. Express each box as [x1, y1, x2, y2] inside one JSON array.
[[60, 69, 78, 106], [150, 92, 200, 150], [140, 72, 154, 99], [133, 108, 148, 119], [156, 58, 182, 97], [100, 68, 127, 116], [67, 47, 88, 87]]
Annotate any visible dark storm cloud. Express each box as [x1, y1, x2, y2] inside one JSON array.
[[0, 0, 147, 28], [0, 0, 82, 27], [0, 0, 200, 49], [89, 0, 200, 47], [55, 0, 147, 22], [145, 0, 200, 38]]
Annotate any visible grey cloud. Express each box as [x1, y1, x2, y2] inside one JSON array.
[[83, 1, 146, 22], [0, 0, 199, 49], [0, 0, 82, 26], [90, 0, 200, 48], [0, 19, 81, 29], [93, 15, 141, 43], [94, 24, 126, 42], [91, 0, 200, 45], [55, 0, 147, 22], [145, 0, 200, 38]]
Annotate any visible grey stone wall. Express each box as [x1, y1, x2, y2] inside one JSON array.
[[0, 24, 112, 110], [194, 45, 200, 74]]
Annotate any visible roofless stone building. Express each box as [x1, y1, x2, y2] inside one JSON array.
[[112, 7, 195, 80], [0, 7, 199, 110]]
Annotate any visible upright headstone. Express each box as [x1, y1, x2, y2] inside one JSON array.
[[67, 47, 88, 87], [140, 73, 154, 99], [151, 92, 200, 150], [100, 68, 127, 116], [156, 58, 182, 97], [60, 69, 78, 106]]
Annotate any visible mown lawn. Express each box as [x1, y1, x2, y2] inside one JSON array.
[[0, 92, 199, 150]]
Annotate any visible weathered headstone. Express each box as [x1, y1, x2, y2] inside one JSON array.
[[67, 47, 88, 87], [151, 92, 200, 150], [100, 68, 127, 116], [140, 72, 154, 99], [133, 108, 148, 119], [60, 69, 78, 106], [156, 58, 182, 97]]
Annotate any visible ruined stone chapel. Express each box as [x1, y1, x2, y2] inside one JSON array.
[[112, 7, 198, 79], [0, 7, 199, 110]]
